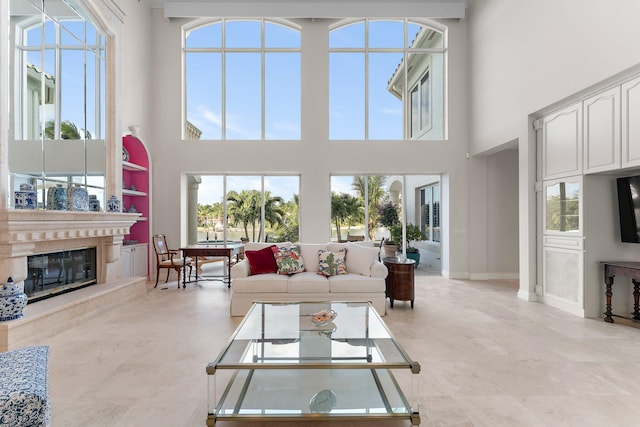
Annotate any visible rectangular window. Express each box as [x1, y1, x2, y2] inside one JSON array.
[[410, 68, 431, 138], [420, 182, 440, 242], [195, 175, 300, 243]]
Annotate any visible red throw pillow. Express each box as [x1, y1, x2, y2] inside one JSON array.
[[245, 245, 278, 275]]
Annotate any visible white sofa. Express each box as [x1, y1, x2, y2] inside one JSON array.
[[230, 241, 388, 316]]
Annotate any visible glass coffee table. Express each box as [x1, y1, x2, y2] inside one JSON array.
[[206, 301, 421, 425]]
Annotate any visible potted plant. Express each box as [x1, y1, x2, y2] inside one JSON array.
[[390, 223, 424, 267], [378, 201, 400, 257]]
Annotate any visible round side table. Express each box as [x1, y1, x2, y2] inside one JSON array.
[[382, 257, 416, 308]]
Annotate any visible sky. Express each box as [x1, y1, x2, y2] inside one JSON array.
[[189, 20, 424, 205], [185, 20, 420, 141]]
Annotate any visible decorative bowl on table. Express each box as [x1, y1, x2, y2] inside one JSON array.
[[310, 309, 337, 326], [309, 389, 337, 413]]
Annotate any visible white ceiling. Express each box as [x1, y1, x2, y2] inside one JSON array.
[[154, 0, 470, 19]]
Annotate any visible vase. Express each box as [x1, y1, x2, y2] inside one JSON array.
[[48, 184, 67, 210], [383, 244, 399, 258], [107, 195, 121, 212], [89, 195, 101, 212], [0, 277, 28, 321], [67, 185, 89, 211], [14, 184, 37, 209]]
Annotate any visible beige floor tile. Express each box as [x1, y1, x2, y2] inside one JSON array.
[[33, 265, 640, 426]]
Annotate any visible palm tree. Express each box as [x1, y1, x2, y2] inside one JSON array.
[[352, 175, 388, 240], [226, 190, 260, 240], [261, 191, 286, 241], [331, 192, 363, 241], [227, 190, 286, 241], [44, 119, 91, 140]]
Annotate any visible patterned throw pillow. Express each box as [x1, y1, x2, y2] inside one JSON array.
[[274, 245, 305, 275], [317, 249, 347, 277]]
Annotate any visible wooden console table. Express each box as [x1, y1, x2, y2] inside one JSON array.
[[383, 257, 416, 308], [180, 243, 243, 288], [602, 261, 640, 323]]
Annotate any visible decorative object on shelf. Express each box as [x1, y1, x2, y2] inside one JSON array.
[[0, 277, 28, 321], [66, 185, 89, 211], [14, 183, 37, 210], [107, 195, 121, 212], [122, 147, 129, 162], [310, 309, 337, 326], [128, 204, 137, 213], [89, 195, 101, 212], [128, 184, 136, 191], [309, 389, 337, 414], [122, 181, 126, 189], [47, 184, 67, 210]]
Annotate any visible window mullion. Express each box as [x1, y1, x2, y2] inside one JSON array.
[[221, 19, 226, 140], [364, 20, 368, 140], [261, 19, 265, 140]]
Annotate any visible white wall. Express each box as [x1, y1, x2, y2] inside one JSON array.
[[118, 0, 154, 139], [468, 0, 640, 155], [468, 0, 640, 301]]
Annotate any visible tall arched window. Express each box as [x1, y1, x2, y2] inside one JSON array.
[[183, 19, 301, 140], [329, 19, 446, 140]]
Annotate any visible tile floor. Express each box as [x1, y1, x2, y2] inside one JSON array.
[[40, 265, 640, 426]]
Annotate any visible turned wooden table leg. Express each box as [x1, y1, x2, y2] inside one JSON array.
[[604, 275, 614, 323], [632, 280, 640, 321]]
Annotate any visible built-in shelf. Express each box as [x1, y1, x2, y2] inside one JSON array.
[[122, 189, 147, 197], [122, 135, 151, 279], [122, 161, 147, 172]]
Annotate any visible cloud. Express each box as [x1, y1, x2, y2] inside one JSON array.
[[195, 105, 259, 139], [381, 107, 402, 116]]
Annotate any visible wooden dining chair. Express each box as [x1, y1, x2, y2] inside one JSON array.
[[152, 234, 192, 288]]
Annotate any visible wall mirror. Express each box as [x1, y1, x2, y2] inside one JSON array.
[[9, 0, 106, 209]]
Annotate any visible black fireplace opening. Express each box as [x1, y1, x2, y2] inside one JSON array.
[[25, 247, 98, 303]]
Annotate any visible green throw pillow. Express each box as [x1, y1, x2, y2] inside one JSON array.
[[317, 249, 347, 277]]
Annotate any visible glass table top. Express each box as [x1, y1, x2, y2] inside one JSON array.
[[210, 301, 418, 371]]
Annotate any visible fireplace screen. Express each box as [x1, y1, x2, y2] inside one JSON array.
[[25, 247, 97, 302]]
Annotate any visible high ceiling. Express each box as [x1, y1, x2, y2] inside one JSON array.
[[150, 0, 470, 19]]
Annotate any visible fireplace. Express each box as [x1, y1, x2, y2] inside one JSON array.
[[25, 247, 97, 303]]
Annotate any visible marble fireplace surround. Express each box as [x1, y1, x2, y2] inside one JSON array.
[[0, 210, 146, 351]]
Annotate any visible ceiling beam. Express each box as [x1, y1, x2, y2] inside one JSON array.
[[163, 1, 467, 19]]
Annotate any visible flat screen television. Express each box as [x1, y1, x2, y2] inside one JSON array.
[[617, 175, 640, 243]]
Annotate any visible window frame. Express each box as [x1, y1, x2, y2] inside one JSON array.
[[328, 18, 446, 141], [410, 66, 432, 138], [195, 174, 300, 243], [15, 16, 105, 141], [419, 182, 440, 243], [182, 18, 301, 141]]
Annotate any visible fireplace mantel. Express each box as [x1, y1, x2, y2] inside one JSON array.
[[0, 210, 140, 284]]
